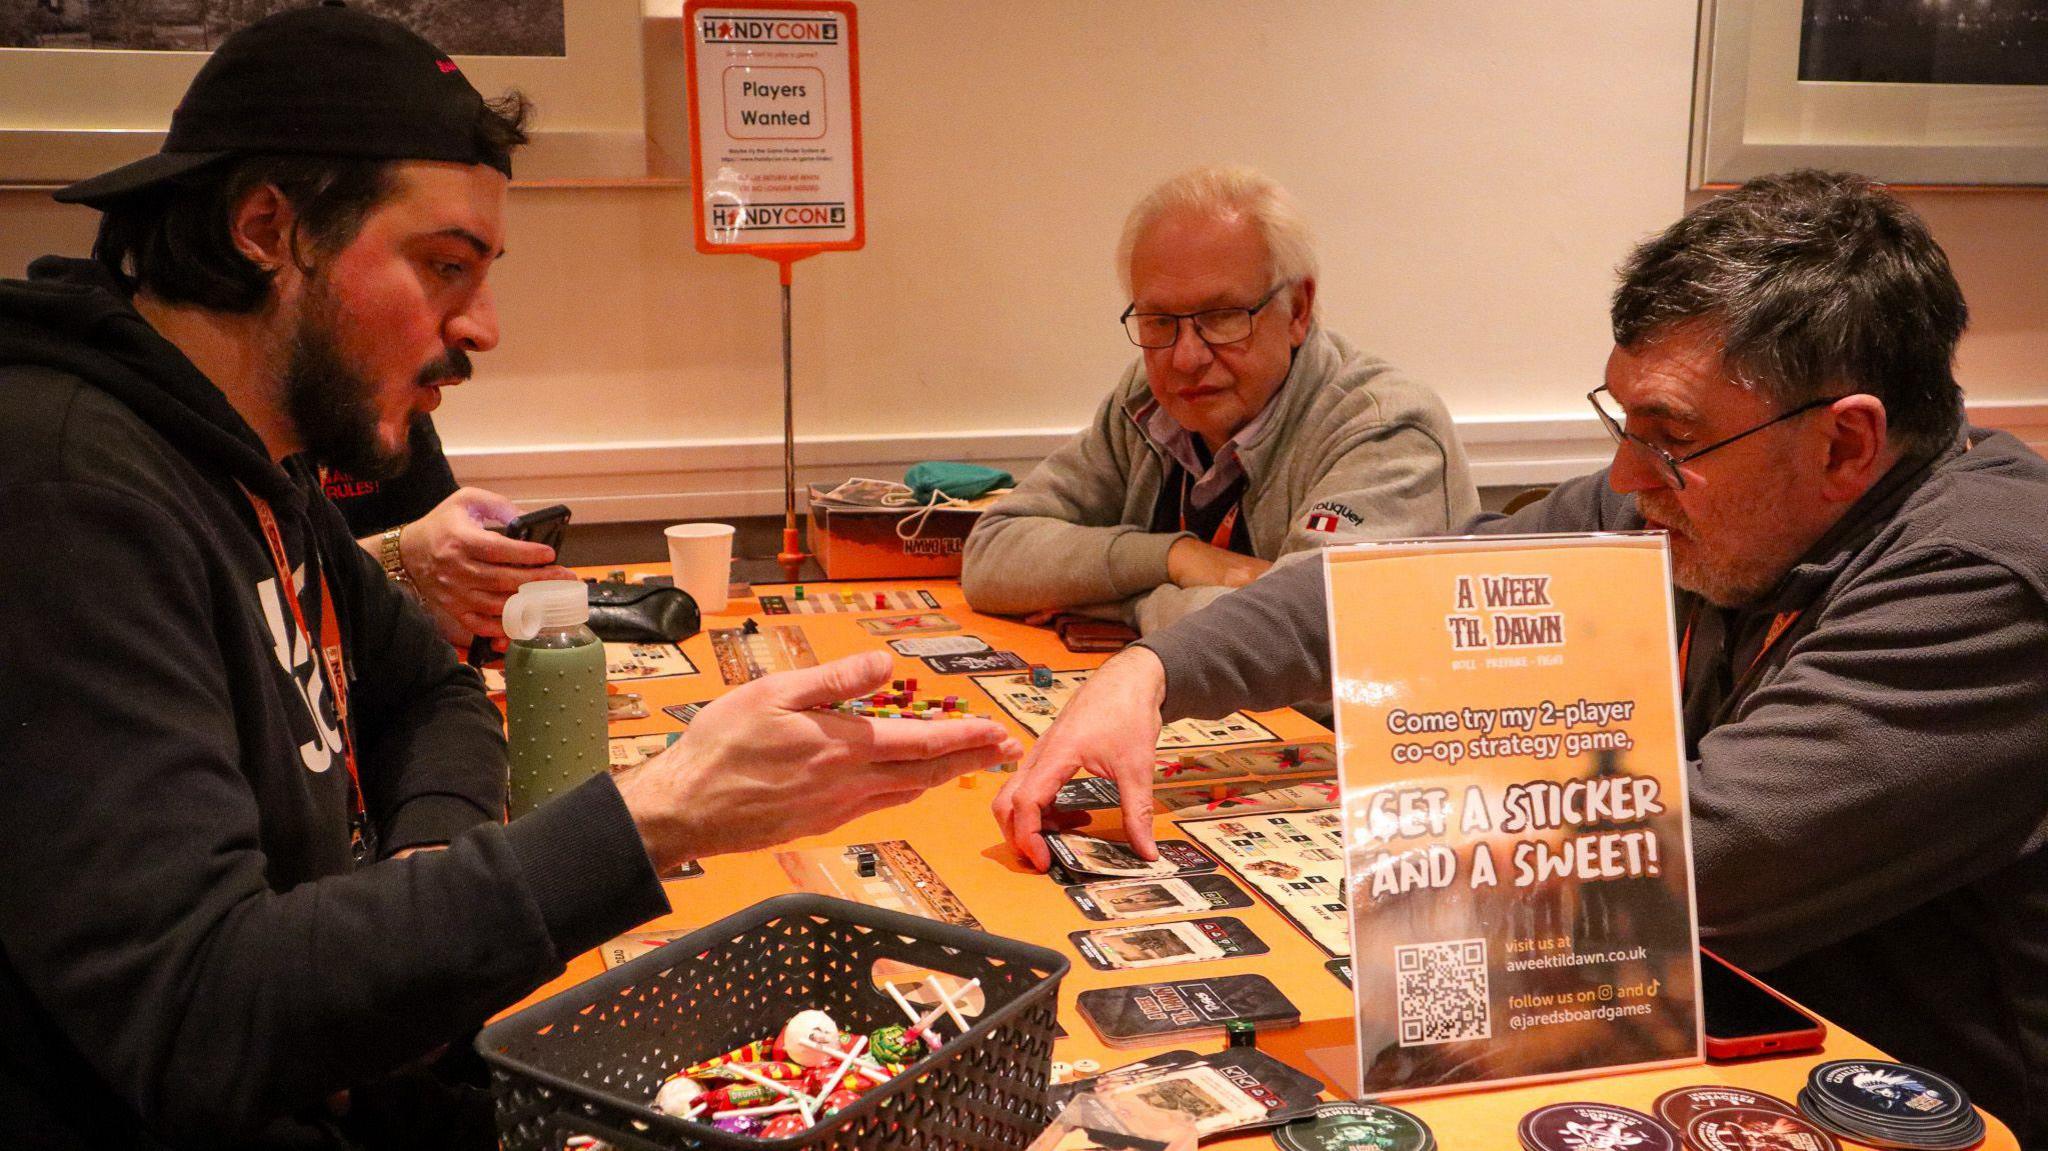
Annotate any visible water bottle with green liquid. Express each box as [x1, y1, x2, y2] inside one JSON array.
[[502, 579, 607, 818]]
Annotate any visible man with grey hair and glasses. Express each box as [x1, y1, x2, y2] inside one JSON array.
[[963, 164, 1476, 636], [996, 170, 2048, 1144]]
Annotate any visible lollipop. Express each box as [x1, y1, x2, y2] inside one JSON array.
[[651, 1074, 704, 1116]]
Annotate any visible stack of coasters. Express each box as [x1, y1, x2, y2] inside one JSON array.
[[1798, 1060, 1986, 1150], [1274, 1101, 1435, 1151], [1518, 1103, 1675, 1151]]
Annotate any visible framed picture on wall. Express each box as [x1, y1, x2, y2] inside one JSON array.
[[0, 4, 678, 188], [1692, 0, 2048, 187]]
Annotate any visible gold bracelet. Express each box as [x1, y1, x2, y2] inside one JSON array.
[[378, 526, 412, 586]]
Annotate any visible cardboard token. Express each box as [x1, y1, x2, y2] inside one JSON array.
[[1519, 1103, 1674, 1151], [1274, 1101, 1434, 1151], [1686, 1106, 1840, 1151], [1655, 1085, 1798, 1132]]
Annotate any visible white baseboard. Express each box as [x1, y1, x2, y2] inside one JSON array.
[[449, 403, 2048, 522]]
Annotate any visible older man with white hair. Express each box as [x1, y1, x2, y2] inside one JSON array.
[[963, 165, 1476, 635]]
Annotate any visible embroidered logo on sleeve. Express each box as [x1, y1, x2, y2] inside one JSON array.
[[1304, 501, 1363, 533]]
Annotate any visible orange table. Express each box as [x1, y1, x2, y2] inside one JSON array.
[[514, 572, 2019, 1150]]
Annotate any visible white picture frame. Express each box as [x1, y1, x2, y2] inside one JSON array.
[[0, 6, 680, 187], [1691, 0, 2048, 188]]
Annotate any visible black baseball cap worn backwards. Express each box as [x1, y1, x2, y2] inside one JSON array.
[[55, 0, 507, 208]]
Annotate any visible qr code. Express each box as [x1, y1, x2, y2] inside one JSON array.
[[1395, 938, 1490, 1046]]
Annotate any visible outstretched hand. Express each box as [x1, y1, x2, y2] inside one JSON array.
[[993, 647, 1169, 870], [617, 651, 1023, 868]]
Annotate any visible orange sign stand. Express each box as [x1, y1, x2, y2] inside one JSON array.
[[684, 1, 866, 576]]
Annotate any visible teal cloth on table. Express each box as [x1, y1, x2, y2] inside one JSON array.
[[905, 461, 1012, 504]]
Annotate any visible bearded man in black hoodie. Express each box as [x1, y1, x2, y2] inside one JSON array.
[[0, 7, 1018, 1147]]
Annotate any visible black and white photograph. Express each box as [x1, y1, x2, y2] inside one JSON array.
[[0, 0, 565, 55], [1800, 0, 2048, 85]]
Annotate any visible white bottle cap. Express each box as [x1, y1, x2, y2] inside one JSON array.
[[502, 579, 590, 641]]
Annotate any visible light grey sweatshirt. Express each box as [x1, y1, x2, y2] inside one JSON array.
[[962, 325, 1478, 634]]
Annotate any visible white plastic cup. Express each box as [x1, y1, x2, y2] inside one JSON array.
[[665, 523, 736, 613]]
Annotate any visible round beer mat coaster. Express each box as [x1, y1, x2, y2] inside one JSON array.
[[1686, 1105, 1840, 1151], [1806, 1060, 1972, 1127], [1519, 1102, 1675, 1151], [1273, 1101, 1434, 1151], [1797, 1089, 1987, 1151], [1654, 1085, 1798, 1133]]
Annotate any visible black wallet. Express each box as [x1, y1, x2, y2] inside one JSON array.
[[585, 580, 700, 644]]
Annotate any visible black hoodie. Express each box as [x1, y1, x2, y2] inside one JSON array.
[[0, 259, 667, 1147]]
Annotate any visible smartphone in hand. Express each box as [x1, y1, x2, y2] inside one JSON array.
[[466, 504, 573, 668]]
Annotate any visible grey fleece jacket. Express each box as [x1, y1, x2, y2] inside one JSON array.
[[1138, 429, 2048, 1147], [962, 325, 1478, 635]]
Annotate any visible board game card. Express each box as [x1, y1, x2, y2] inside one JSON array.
[[604, 693, 648, 721], [1155, 778, 1338, 815], [1070, 917, 1269, 971], [1325, 958, 1353, 988], [887, 635, 991, 657], [1054, 1049, 1323, 1133], [1099, 1065, 1268, 1135], [1065, 874, 1257, 921], [1054, 776, 1123, 812], [604, 642, 699, 681], [1076, 974, 1300, 1048], [598, 927, 687, 970], [662, 700, 711, 725], [608, 732, 680, 771], [924, 650, 1029, 674], [1046, 834, 1217, 880], [1217, 742, 1337, 777], [857, 612, 959, 636]]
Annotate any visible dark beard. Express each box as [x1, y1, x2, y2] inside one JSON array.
[[282, 289, 469, 480]]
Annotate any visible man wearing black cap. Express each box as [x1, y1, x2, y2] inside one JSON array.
[[0, 6, 1018, 1147]]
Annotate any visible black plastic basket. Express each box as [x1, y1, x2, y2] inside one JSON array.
[[478, 894, 1069, 1151]]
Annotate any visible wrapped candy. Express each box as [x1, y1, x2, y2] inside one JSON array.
[[805, 1064, 887, 1095], [866, 1024, 916, 1065], [651, 1074, 704, 1116], [823, 1089, 864, 1114], [695, 1060, 808, 1084], [761, 1113, 810, 1138], [713, 1114, 766, 1137], [682, 1038, 776, 1078], [698, 1082, 785, 1112]]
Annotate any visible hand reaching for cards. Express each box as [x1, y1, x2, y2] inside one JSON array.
[[994, 647, 1169, 871], [616, 651, 1022, 867], [392, 487, 577, 645]]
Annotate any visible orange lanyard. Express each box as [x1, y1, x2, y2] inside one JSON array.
[[1178, 469, 1243, 551], [238, 484, 365, 840], [1678, 606, 1803, 689]]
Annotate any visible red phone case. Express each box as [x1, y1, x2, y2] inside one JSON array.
[[1701, 948, 1826, 1059]]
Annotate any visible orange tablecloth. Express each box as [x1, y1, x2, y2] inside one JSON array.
[[507, 572, 2018, 1150]]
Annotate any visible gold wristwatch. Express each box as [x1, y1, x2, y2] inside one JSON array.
[[378, 526, 413, 587]]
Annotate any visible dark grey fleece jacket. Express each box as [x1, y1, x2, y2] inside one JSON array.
[[1140, 429, 2048, 1147]]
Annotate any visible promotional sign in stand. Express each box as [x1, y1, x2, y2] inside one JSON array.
[[684, 1, 864, 576], [1322, 533, 1702, 1099]]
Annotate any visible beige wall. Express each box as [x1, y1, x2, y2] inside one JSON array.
[[4, 1, 2043, 520]]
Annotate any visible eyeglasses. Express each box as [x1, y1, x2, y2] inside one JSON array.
[[1120, 283, 1288, 349], [1588, 384, 1844, 490]]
